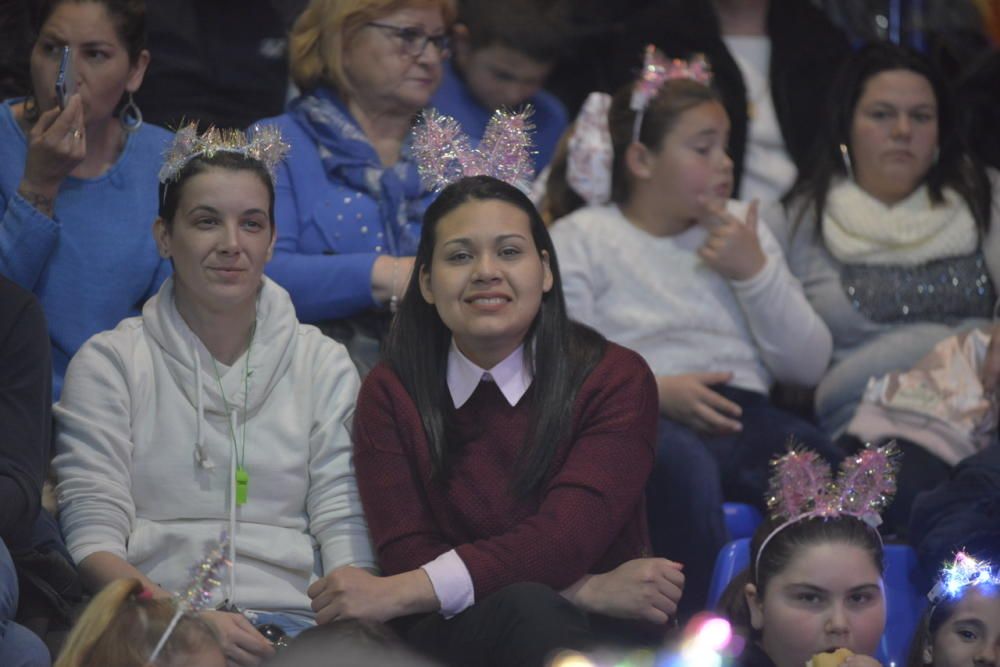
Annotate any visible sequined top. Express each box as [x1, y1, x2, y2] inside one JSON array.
[[764, 180, 1000, 435], [841, 252, 996, 324]]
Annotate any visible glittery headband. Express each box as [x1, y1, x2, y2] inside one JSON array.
[[158, 123, 290, 185], [754, 444, 899, 580], [411, 107, 535, 192], [631, 45, 713, 142], [148, 534, 230, 662], [928, 551, 1000, 606]]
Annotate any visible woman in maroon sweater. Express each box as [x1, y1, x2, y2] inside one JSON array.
[[305, 175, 684, 666]]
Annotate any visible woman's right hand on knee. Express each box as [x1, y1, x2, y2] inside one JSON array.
[[570, 558, 684, 624], [199, 610, 275, 667], [656, 373, 742, 434]]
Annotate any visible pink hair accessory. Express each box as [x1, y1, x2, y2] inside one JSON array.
[[567, 92, 614, 206], [630, 45, 713, 142], [755, 443, 899, 579], [412, 108, 535, 192]]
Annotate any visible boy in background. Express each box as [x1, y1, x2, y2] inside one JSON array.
[[431, 0, 572, 174]]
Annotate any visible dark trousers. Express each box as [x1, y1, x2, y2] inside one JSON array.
[[395, 583, 593, 667], [647, 385, 843, 616]]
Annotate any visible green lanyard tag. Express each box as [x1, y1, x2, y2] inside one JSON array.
[[236, 467, 249, 506]]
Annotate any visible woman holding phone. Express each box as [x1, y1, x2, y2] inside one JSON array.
[[0, 0, 171, 398]]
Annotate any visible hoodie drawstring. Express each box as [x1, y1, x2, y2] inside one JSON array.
[[193, 349, 214, 470]]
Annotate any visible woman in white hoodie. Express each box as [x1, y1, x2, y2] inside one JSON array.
[[53, 126, 375, 667]]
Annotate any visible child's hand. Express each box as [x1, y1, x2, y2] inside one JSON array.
[[842, 655, 883, 667], [568, 558, 684, 623], [697, 198, 767, 281], [656, 372, 742, 434], [199, 610, 275, 666]]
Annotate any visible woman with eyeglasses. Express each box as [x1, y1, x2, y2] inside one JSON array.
[[258, 0, 456, 374]]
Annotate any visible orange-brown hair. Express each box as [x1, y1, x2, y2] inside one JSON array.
[[289, 0, 457, 95]]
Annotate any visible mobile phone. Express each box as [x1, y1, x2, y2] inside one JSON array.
[[55, 46, 77, 109]]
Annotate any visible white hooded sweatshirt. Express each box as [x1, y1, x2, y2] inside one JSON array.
[[54, 277, 375, 617]]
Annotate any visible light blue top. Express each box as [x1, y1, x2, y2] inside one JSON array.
[[0, 99, 172, 398], [431, 60, 568, 176]]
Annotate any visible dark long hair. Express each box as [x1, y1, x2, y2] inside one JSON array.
[[719, 515, 885, 636], [782, 41, 992, 234], [384, 175, 606, 495]]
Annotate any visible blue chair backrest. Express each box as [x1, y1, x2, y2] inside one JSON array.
[[707, 538, 927, 667]]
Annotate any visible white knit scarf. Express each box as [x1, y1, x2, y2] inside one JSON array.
[[822, 179, 977, 266]]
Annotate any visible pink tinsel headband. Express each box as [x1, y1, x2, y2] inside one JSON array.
[[630, 45, 713, 142], [754, 444, 900, 580], [411, 108, 535, 192], [565, 47, 714, 206]]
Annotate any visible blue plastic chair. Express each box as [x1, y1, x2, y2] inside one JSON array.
[[723, 503, 763, 540], [706, 538, 927, 667]]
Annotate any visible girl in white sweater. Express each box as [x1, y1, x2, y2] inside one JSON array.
[[53, 126, 375, 666], [547, 53, 841, 614]]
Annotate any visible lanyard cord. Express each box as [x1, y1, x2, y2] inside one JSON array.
[[211, 322, 256, 470]]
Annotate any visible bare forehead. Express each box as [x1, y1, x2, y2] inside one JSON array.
[[42, 1, 121, 43], [177, 168, 271, 207], [776, 542, 882, 587], [436, 199, 534, 243], [376, 5, 446, 32], [949, 586, 1000, 622], [859, 69, 936, 107], [668, 100, 730, 140]]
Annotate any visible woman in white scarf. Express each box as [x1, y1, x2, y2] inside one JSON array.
[[766, 42, 999, 535]]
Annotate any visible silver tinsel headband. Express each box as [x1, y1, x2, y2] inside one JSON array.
[[158, 122, 290, 184]]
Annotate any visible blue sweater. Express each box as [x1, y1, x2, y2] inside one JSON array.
[[430, 60, 568, 176], [0, 100, 172, 398], [260, 96, 436, 323]]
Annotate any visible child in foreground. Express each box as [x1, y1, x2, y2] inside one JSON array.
[[721, 446, 896, 667], [54, 578, 224, 667]]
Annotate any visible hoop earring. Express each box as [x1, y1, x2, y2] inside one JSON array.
[[839, 143, 853, 180], [120, 91, 143, 134]]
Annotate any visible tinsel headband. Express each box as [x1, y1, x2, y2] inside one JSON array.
[[565, 47, 714, 206], [754, 444, 900, 580], [928, 551, 1000, 607], [631, 45, 713, 142], [148, 534, 231, 662], [411, 107, 535, 192], [158, 122, 290, 185]]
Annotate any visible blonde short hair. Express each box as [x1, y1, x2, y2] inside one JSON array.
[[54, 579, 221, 667], [289, 0, 457, 96]]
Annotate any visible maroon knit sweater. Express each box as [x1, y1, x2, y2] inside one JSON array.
[[352, 342, 658, 601]]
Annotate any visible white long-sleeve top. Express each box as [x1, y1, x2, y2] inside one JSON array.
[[53, 277, 374, 618], [550, 202, 832, 392]]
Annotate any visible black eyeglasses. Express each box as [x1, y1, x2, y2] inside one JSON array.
[[366, 22, 451, 58]]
